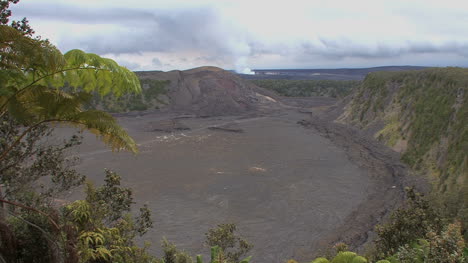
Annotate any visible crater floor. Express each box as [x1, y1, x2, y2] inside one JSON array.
[[67, 109, 371, 262]]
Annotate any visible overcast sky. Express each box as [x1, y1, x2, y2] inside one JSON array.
[[10, 0, 468, 72]]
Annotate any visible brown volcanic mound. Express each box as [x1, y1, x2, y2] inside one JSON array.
[[137, 66, 280, 116]]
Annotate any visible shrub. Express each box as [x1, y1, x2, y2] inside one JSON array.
[[205, 223, 252, 263], [373, 187, 444, 258]]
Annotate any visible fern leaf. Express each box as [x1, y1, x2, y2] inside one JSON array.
[[331, 252, 358, 263], [312, 258, 330, 263], [1, 27, 140, 153]]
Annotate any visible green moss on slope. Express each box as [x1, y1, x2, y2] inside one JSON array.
[[344, 67, 468, 236]]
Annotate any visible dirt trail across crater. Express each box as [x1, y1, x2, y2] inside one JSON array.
[[62, 97, 413, 262]]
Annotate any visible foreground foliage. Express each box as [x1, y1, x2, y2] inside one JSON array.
[[64, 170, 153, 263], [0, 168, 155, 262], [373, 188, 445, 257], [287, 188, 467, 263], [159, 224, 252, 263], [0, 18, 141, 153], [0, 2, 151, 262], [289, 225, 466, 262], [161, 241, 251, 263], [371, 188, 466, 262], [205, 223, 253, 263]]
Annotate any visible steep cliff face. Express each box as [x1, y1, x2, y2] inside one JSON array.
[[339, 68, 467, 224], [137, 66, 280, 116]]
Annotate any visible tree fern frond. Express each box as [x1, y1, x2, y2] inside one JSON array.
[[0, 70, 27, 91], [70, 110, 138, 153], [6, 95, 37, 124], [312, 258, 330, 263], [62, 50, 141, 97], [1, 27, 140, 154], [63, 49, 88, 67], [5, 85, 50, 124], [3, 88, 137, 154], [0, 25, 66, 74], [35, 90, 91, 119]]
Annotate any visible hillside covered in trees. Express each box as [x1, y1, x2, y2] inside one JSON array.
[[250, 79, 360, 98], [338, 68, 467, 233]]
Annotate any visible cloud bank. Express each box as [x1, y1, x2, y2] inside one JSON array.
[[11, 1, 468, 71]]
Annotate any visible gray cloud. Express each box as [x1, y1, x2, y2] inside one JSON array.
[[299, 39, 468, 61], [13, 2, 468, 69], [61, 8, 229, 55], [15, 3, 246, 57], [13, 3, 155, 24]]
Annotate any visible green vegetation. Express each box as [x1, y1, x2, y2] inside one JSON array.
[[196, 246, 251, 263], [159, 224, 252, 263], [345, 67, 468, 239], [372, 188, 445, 258], [251, 79, 360, 98], [162, 242, 251, 263], [0, 15, 140, 153], [351, 72, 394, 122], [348, 68, 467, 185], [0, 1, 152, 261], [62, 171, 154, 262], [205, 223, 253, 263], [89, 79, 170, 113], [288, 188, 467, 262], [301, 232, 466, 263]]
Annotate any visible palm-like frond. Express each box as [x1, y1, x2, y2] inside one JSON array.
[[69, 110, 137, 153], [0, 25, 141, 154], [0, 25, 66, 76], [61, 49, 141, 96], [5, 87, 137, 153]]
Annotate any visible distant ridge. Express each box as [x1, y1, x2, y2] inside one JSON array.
[[251, 65, 428, 72], [239, 66, 429, 80]]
